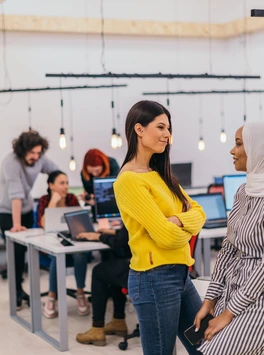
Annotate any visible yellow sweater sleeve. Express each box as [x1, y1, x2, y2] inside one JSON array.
[[175, 188, 206, 236], [114, 172, 193, 250]]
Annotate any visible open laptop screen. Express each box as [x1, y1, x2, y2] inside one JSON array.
[[190, 193, 227, 221], [223, 174, 246, 211], [93, 177, 120, 219], [64, 210, 94, 239]]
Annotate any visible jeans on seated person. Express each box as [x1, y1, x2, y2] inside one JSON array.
[[47, 253, 87, 292], [128, 264, 202, 355]]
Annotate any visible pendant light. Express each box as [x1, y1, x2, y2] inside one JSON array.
[[220, 95, 227, 143], [110, 85, 118, 149], [68, 91, 76, 171], [198, 96, 205, 151], [28, 91, 32, 131], [59, 80, 67, 149]]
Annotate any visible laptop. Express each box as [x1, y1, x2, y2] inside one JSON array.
[[190, 193, 228, 229], [63, 210, 95, 241], [44, 206, 83, 232]]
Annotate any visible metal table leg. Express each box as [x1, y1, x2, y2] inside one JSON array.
[[203, 239, 211, 277], [6, 238, 34, 332], [31, 246, 68, 351]]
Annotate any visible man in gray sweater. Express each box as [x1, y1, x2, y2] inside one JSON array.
[[0, 130, 58, 309]]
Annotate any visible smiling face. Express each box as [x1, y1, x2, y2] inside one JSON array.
[[230, 126, 247, 172], [48, 173, 69, 198], [135, 113, 171, 154]]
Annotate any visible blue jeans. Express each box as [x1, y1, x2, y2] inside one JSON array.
[[128, 264, 202, 355], [48, 253, 87, 293]]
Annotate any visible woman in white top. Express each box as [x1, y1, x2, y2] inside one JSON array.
[[195, 121, 264, 355]]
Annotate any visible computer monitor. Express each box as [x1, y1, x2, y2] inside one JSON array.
[[171, 163, 192, 187], [223, 174, 246, 211], [93, 177, 120, 219]]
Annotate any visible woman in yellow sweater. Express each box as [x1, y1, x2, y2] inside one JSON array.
[[114, 100, 206, 355]]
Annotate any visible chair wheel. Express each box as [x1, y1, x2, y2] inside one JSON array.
[[118, 341, 128, 350]]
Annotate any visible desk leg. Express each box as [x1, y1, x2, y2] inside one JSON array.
[[203, 240, 211, 277], [28, 244, 42, 332], [6, 238, 16, 316], [56, 253, 68, 351], [194, 239, 202, 276], [6, 239, 34, 332]]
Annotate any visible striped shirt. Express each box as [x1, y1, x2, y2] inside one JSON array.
[[199, 184, 264, 355]]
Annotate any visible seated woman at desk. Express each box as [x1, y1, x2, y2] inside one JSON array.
[[37, 170, 90, 318], [80, 149, 119, 217], [195, 121, 264, 355], [75, 224, 131, 347]]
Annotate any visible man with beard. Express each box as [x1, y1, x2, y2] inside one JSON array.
[[0, 130, 58, 309]]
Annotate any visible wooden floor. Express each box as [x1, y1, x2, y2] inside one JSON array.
[[0, 249, 193, 355]]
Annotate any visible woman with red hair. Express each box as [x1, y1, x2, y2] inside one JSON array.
[[80, 149, 119, 217]]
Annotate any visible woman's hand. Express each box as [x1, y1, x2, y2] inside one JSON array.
[[194, 299, 216, 331], [79, 191, 88, 202], [50, 191, 62, 204], [204, 309, 234, 341], [97, 228, 116, 235], [168, 216, 183, 227], [77, 232, 101, 241]]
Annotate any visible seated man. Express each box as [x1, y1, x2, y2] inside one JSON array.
[[76, 224, 131, 346]]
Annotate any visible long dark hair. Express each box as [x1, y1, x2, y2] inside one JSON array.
[[121, 100, 188, 210], [47, 170, 66, 195], [13, 130, 49, 159]]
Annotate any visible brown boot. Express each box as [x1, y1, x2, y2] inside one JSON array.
[[76, 327, 106, 346], [104, 318, 128, 337]]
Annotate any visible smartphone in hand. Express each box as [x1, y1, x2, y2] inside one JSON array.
[[184, 314, 214, 345]]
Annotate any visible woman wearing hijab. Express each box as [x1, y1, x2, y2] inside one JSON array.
[[195, 122, 264, 355]]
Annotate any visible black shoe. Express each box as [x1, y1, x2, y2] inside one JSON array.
[[16, 290, 30, 310], [16, 291, 23, 311], [22, 290, 30, 307]]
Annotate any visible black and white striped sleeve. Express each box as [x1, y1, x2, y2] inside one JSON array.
[[227, 257, 264, 316], [205, 238, 237, 300]]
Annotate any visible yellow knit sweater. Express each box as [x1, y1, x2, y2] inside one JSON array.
[[114, 171, 206, 271]]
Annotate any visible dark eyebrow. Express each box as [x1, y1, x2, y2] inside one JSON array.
[[157, 122, 170, 128]]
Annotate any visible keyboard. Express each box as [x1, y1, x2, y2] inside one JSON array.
[[57, 231, 88, 242], [203, 222, 227, 229]]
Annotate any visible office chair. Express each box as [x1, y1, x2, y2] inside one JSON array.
[[189, 234, 200, 279], [118, 288, 140, 351], [118, 235, 198, 351], [207, 183, 224, 196]]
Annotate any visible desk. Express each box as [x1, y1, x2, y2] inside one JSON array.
[[5, 228, 45, 332], [6, 229, 109, 352], [194, 227, 227, 276]]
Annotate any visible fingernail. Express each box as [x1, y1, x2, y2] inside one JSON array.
[[195, 328, 199, 332]]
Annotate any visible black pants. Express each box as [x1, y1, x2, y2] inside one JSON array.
[[92, 258, 129, 328], [0, 211, 34, 292]]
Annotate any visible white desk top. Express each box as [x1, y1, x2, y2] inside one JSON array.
[[5, 228, 46, 244], [199, 227, 227, 240], [5, 228, 109, 254]]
